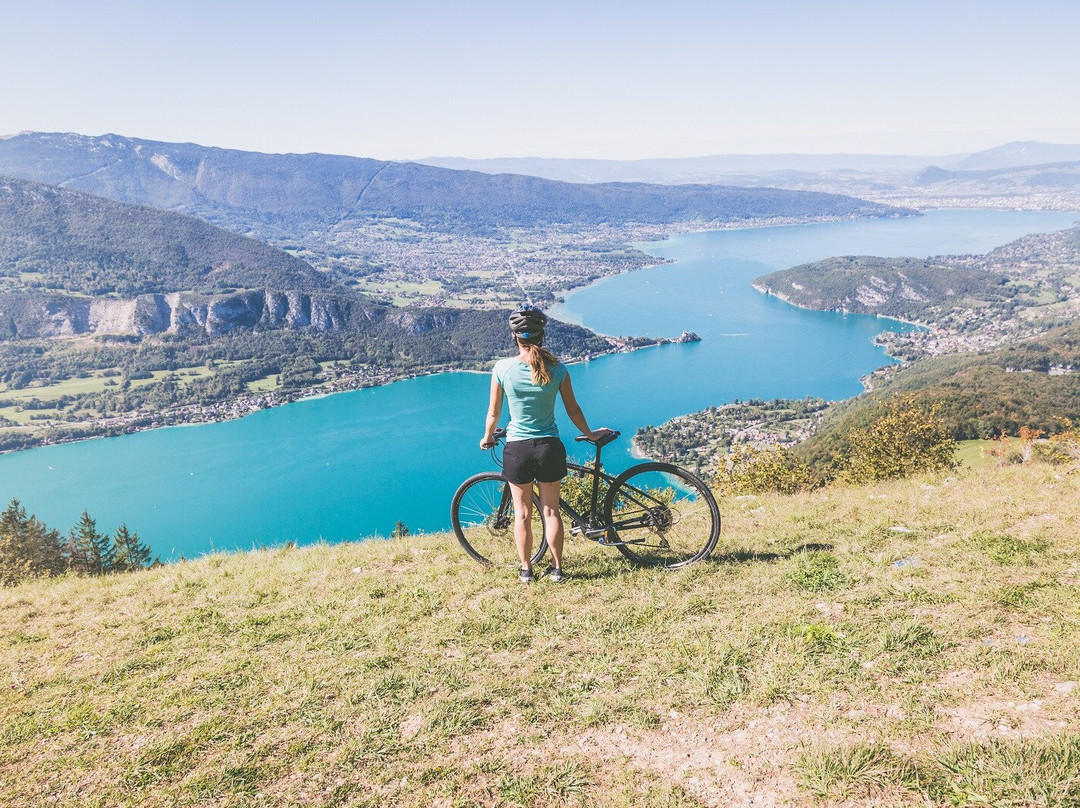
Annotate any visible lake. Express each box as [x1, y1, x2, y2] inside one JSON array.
[[1, 209, 1077, 558]]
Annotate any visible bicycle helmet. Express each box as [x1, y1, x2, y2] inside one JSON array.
[[508, 306, 548, 341]]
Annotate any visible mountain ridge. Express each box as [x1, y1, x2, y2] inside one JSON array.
[[0, 132, 911, 237]]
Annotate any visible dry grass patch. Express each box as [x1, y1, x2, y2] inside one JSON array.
[[2, 464, 1079, 805]]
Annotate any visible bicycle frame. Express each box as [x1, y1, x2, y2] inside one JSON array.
[[560, 459, 618, 541], [492, 434, 673, 548], [460, 428, 719, 568]]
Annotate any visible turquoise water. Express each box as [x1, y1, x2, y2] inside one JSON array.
[[1, 209, 1077, 558]]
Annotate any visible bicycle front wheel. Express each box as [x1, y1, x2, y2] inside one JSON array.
[[451, 473, 548, 568], [603, 462, 720, 568]]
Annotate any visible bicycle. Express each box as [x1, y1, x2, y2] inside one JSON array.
[[450, 428, 720, 570]]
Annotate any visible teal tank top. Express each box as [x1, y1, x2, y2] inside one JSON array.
[[492, 358, 568, 441]]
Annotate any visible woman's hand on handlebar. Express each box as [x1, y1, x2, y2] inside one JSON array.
[[481, 427, 506, 450]]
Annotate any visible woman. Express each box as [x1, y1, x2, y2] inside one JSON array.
[[480, 307, 608, 583]]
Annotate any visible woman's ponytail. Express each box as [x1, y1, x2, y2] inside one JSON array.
[[522, 341, 558, 386]]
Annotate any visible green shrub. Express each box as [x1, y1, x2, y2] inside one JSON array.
[[841, 395, 957, 483], [714, 444, 819, 496]]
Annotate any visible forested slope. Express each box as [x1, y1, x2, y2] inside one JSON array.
[[796, 321, 1080, 469]]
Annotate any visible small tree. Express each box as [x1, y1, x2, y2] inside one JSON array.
[[391, 521, 410, 538], [112, 523, 155, 571], [69, 511, 114, 575], [714, 444, 819, 496], [0, 499, 67, 585], [841, 395, 957, 484], [1037, 418, 1080, 465]]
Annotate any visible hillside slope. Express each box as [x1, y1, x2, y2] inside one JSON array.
[[0, 177, 634, 451], [795, 321, 1080, 469], [2, 463, 1078, 806], [0, 175, 329, 297]]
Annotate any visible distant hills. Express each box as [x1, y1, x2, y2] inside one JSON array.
[[417, 153, 953, 185], [0, 173, 639, 451], [754, 256, 1011, 322], [914, 161, 1080, 189], [0, 133, 905, 241], [749, 224, 1080, 466], [0, 176, 618, 352], [417, 142, 1080, 195], [949, 142, 1080, 171]]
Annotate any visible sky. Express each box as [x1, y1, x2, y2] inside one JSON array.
[[1, 0, 1078, 160]]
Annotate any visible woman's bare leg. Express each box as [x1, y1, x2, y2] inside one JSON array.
[[537, 480, 564, 569], [507, 481, 535, 570]]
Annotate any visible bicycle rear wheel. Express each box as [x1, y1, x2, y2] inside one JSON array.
[[451, 473, 548, 568], [602, 462, 720, 568]]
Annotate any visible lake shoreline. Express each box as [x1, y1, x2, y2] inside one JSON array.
[[750, 282, 928, 357], [6, 209, 1076, 558], [0, 332, 695, 456]]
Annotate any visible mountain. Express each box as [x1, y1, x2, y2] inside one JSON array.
[[754, 225, 1080, 329], [948, 141, 1080, 171], [0, 133, 910, 240], [0, 176, 642, 450], [0, 175, 621, 347], [0, 176, 329, 298], [747, 223, 1080, 467]]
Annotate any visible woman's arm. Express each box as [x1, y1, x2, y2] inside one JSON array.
[[480, 375, 504, 449], [559, 372, 608, 440]]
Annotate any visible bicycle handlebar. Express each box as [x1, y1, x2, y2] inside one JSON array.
[[488, 427, 619, 449]]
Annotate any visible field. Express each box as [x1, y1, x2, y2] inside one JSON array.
[[0, 364, 225, 429], [2, 461, 1079, 806]]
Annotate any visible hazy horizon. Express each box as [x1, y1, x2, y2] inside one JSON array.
[[7, 129, 1080, 165]]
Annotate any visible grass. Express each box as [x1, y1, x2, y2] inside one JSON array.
[[1, 462, 1079, 805], [246, 373, 280, 392], [955, 437, 1024, 469]]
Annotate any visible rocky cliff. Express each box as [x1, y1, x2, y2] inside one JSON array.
[[1, 290, 357, 338]]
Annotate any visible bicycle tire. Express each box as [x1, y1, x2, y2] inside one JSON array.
[[451, 472, 548, 568], [602, 462, 720, 568]]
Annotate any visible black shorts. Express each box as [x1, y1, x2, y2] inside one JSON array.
[[502, 437, 568, 484]]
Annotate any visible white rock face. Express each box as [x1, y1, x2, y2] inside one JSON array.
[[150, 153, 184, 181], [88, 299, 138, 335], [19, 290, 354, 338]]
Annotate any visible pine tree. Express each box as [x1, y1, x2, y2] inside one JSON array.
[[111, 523, 155, 571], [392, 520, 410, 538], [69, 511, 114, 575], [0, 499, 67, 585]]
